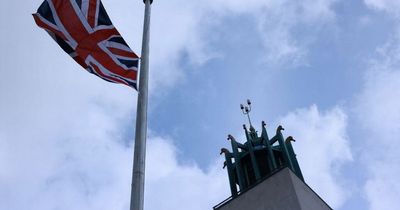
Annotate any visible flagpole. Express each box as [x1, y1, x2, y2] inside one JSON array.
[[130, 0, 152, 210]]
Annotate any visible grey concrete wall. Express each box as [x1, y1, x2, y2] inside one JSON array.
[[216, 168, 332, 210], [290, 172, 332, 210]]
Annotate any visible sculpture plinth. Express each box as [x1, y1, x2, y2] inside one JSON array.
[[214, 168, 332, 210]]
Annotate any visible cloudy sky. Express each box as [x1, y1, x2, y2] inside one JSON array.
[[1, 0, 400, 209]]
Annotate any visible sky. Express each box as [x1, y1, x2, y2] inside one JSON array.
[[1, 0, 400, 209]]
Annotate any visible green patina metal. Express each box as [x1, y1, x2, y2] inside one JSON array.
[[220, 100, 304, 197]]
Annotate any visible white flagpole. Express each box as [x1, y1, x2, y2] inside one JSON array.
[[130, 0, 152, 210]]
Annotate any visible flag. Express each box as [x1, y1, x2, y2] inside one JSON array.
[[33, 0, 139, 89]]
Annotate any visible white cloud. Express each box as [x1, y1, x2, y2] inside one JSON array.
[[277, 105, 353, 209], [0, 116, 228, 210], [105, 0, 341, 91], [0, 2, 230, 206], [355, 39, 400, 210], [0, 104, 132, 210], [145, 137, 229, 210], [364, 0, 400, 17], [359, 2, 400, 208], [2, 0, 341, 93], [208, 0, 339, 65]]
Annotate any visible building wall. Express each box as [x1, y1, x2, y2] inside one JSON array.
[[215, 168, 332, 210]]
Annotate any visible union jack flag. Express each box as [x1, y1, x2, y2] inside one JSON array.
[[33, 0, 139, 89]]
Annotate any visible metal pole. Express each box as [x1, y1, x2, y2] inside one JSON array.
[[130, 0, 152, 210], [246, 113, 252, 128]]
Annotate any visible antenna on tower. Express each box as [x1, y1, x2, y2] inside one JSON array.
[[240, 99, 253, 128]]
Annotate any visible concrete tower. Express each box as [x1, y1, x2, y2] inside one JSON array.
[[214, 100, 332, 210]]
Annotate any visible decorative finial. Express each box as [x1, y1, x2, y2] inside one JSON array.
[[220, 148, 231, 155], [276, 125, 285, 134], [285, 136, 296, 143], [143, 0, 153, 4], [240, 99, 253, 127]]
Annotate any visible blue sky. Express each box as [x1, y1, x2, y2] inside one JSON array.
[[1, 0, 400, 209]]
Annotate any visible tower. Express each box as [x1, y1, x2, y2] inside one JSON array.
[[214, 100, 332, 210]]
